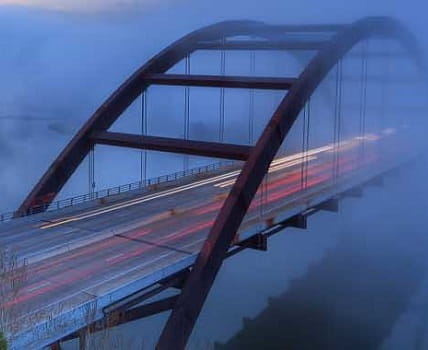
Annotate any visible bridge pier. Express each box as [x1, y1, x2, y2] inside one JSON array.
[[283, 214, 307, 229], [343, 186, 363, 198], [236, 233, 268, 251], [78, 330, 88, 350], [367, 175, 384, 187], [50, 342, 62, 350], [316, 198, 339, 212]]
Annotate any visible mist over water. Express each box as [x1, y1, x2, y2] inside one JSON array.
[[1, 0, 428, 349], [0, 0, 427, 210], [57, 160, 428, 349]]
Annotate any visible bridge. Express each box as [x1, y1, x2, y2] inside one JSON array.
[[0, 16, 427, 350]]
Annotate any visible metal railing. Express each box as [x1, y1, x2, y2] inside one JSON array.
[[0, 160, 236, 223]]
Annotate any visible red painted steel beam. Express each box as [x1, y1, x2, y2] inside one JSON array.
[[235, 233, 267, 251], [103, 270, 188, 314], [123, 295, 178, 322], [196, 40, 326, 51], [13, 20, 388, 215], [144, 73, 297, 90], [60, 296, 178, 343], [91, 131, 252, 161], [316, 198, 339, 212], [16, 20, 283, 215], [50, 342, 62, 350], [156, 17, 427, 350], [267, 23, 347, 32]]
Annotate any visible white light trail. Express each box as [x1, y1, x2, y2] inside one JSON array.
[[40, 135, 381, 230]]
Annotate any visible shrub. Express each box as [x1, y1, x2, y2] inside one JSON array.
[[0, 331, 7, 350]]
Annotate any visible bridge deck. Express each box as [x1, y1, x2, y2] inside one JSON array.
[[0, 135, 407, 349]]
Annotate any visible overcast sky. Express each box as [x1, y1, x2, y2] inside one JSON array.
[[0, 0, 427, 211], [0, 0, 424, 17], [0, 0, 162, 12]]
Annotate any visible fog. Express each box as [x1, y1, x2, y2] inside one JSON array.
[[1, 0, 428, 348], [0, 0, 427, 209]]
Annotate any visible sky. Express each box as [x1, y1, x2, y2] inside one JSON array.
[[0, 0, 426, 19], [0, 0, 168, 12], [0, 0, 427, 211]]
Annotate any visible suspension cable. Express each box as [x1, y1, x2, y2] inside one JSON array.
[[333, 58, 343, 180], [249, 50, 256, 144], [301, 97, 311, 190], [305, 97, 311, 188], [88, 145, 95, 198], [359, 40, 368, 163], [301, 103, 306, 190], [219, 37, 226, 142], [380, 41, 389, 130], [140, 89, 148, 184], [184, 54, 191, 140], [184, 54, 191, 171]]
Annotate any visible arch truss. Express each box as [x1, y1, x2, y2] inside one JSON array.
[[18, 17, 426, 350]]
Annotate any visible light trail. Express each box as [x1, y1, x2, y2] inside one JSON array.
[[3, 144, 382, 309], [18, 153, 338, 288], [6, 135, 390, 306], [215, 156, 318, 188], [39, 141, 353, 230]]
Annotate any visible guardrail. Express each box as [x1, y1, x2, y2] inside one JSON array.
[[0, 160, 235, 223]]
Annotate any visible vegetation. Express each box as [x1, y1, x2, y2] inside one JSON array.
[[0, 249, 26, 350], [0, 331, 7, 350]]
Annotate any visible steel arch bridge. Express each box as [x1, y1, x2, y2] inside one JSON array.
[[2, 16, 427, 350]]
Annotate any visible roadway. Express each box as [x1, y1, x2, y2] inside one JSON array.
[[0, 131, 409, 349]]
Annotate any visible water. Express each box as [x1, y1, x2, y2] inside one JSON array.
[[55, 159, 428, 349]]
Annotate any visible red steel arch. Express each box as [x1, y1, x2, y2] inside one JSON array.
[[18, 20, 338, 214], [17, 16, 426, 349], [156, 17, 426, 349]]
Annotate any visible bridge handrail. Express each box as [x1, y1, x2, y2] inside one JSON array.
[[0, 160, 235, 223]]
